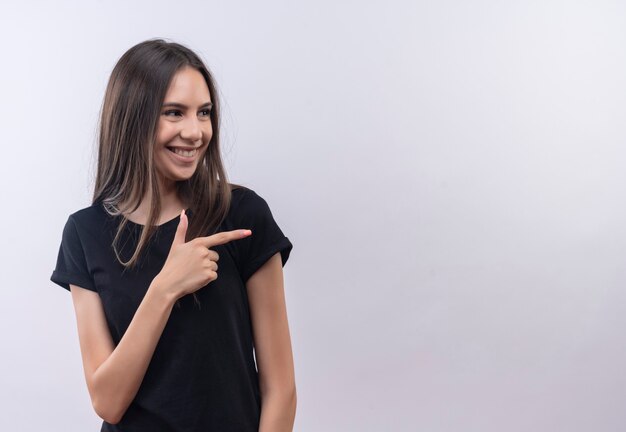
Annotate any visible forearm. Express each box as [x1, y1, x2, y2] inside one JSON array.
[[258, 388, 297, 432], [91, 280, 176, 424]]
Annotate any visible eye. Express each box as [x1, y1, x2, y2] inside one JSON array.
[[163, 110, 182, 117], [199, 109, 212, 117]]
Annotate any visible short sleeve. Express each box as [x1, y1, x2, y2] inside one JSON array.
[[50, 215, 96, 292], [233, 189, 293, 284]]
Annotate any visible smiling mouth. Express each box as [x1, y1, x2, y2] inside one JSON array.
[[167, 147, 198, 157]]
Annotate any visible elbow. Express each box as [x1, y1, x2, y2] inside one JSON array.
[[260, 375, 297, 404], [92, 396, 124, 425], [286, 385, 297, 405], [290, 386, 298, 411], [283, 386, 298, 420], [262, 383, 297, 408], [89, 372, 126, 425]]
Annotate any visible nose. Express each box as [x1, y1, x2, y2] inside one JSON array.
[[179, 117, 203, 143]]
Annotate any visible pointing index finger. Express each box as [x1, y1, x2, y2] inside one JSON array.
[[196, 229, 252, 248]]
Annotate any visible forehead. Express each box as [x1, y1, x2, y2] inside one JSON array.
[[164, 66, 211, 102]]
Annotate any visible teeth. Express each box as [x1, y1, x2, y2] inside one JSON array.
[[172, 148, 197, 157]]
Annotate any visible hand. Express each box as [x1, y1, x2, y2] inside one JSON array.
[[153, 209, 252, 301]]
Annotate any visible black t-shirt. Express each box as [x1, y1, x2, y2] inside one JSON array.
[[50, 187, 293, 432]]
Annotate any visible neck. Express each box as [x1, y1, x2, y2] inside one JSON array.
[[123, 180, 187, 226]]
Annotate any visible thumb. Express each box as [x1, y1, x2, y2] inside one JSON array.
[[171, 209, 188, 248]]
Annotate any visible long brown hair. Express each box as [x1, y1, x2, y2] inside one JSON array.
[[92, 38, 243, 306]]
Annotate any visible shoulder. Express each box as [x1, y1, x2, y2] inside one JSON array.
[[227, 186, 280, 228], [229, 185, 267, 211], [66, 202, 112, 236], [69, 203, 103, 221]]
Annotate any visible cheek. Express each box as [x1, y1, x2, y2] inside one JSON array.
[[157, 123, 178, 145], [204, 121, 214, 136]]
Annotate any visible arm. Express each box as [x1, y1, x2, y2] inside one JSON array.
[[246, 252, 297, 432], [70, 278, 176, 424]]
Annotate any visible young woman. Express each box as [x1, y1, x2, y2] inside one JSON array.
[[50, 39, 296, 431]]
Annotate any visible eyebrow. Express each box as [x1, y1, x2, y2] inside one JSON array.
[[162, 102, 213, 109]]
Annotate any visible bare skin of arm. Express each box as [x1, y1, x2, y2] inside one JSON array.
[[247, 252, 297, 432], [70, 280, 177, 424]]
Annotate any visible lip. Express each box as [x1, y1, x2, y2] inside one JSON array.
[[167, 146, 198, 163], [167, 146, 200, 151]]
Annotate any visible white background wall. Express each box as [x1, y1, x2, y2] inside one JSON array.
[[1, 1, 625, 430]]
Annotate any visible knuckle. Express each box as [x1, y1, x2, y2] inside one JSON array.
[[207, 267, 216, 277]]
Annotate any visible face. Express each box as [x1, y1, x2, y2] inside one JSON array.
[[154, 66, 213, 190]]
